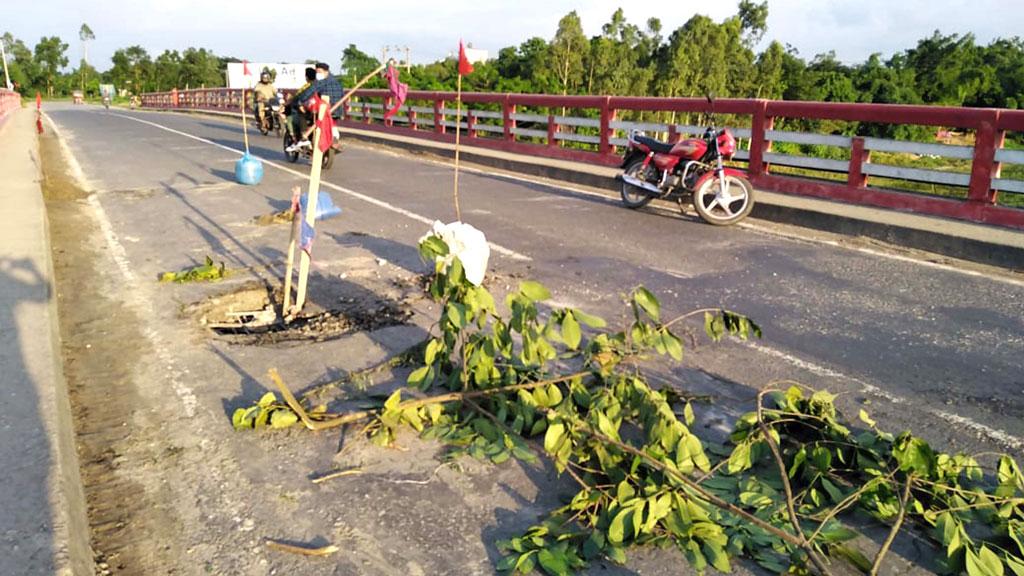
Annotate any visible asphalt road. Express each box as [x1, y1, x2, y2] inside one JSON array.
[[40, 103, 1024, 574]]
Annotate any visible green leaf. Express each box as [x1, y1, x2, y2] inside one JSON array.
[[537, 548, 569, 576], [561, 312, 582, 350], [633, 287, 660, 321], [608, 508, 630, 544], [519, 280, 551, 302], [573, 310, 606, 328], [893, 435, 935, 476], [270, 409, 299, 429], [703, 541, 732, 573], [406, 366, 430, 387], [727, 442, 753, 474], [384, 390, 402, 411], [496, 554, 518, 572], [663, 331, 683, 361], [966, 546, 1005, 576], [859, 409, 876, 427], [257, 392, 276, 408], [683, 402, 695, 427], [605, 546, 627, 564], [1006, 556, 1024, 576], [544, 422, 566, 454]]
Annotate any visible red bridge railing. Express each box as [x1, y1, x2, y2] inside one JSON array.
[[0, 89, 21, 120], [140, 88, 1024, 229]]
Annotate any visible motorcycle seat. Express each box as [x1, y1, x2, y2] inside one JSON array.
[[633, 134, 676, 154]]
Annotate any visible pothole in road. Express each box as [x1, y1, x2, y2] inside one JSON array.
[[187, 281, 413, 345]]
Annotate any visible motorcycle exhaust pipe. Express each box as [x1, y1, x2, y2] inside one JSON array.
[[621, 174, 663, 196]]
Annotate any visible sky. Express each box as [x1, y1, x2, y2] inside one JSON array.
[[3, 0, 1023, 72]]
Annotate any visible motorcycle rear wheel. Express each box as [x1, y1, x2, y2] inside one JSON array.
[[692, 174, 755, 226], [620, 159, 656, 208], [321, 147, 334, 170]]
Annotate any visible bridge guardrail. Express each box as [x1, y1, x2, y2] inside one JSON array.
[[0, 89, 21, 120], [140, 88, 1024, 230]]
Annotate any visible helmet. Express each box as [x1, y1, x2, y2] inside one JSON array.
[[260, 71, 270, 82]]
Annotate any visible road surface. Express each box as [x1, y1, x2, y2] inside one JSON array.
[[41, 103, 1024, 574]]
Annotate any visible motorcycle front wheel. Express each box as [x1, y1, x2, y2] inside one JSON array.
[[283, 133, 299, 163], [620, 159, 656, 208], [692, 174, 755, 226]]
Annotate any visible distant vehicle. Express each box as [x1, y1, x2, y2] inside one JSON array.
[[72, 90, 84, 105]]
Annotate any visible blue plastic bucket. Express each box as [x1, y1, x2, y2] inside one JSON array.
[[235, 153, 264, 185]]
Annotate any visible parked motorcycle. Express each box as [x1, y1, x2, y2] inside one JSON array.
[[618, 97, 754, 226]]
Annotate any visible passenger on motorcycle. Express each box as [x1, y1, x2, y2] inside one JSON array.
[[284, 67, 317, 148], [285, 62, 344, 152], [253, 71, 277, 129]]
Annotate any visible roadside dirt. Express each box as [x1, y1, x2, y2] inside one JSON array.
[[40, 131, 181, 574]]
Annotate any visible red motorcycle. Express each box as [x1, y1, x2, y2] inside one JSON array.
[[618, 98, 754, 225]]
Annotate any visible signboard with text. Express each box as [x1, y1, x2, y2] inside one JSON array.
[[226, 63, 309, 90]]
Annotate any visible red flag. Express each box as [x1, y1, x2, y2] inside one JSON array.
[[242, 60, 251, 76], [36, 91, 41, 110], [458, 41, 474, 76], [310, 95, 334, 153], [383, 64, 408, 120]]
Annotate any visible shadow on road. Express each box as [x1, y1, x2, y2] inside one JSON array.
[[0, 257, 57, 575]]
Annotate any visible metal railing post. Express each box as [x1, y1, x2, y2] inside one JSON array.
[[967, 110, 1001, 204]]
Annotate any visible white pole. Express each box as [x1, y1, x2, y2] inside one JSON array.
[[0, 42, 12, 91]]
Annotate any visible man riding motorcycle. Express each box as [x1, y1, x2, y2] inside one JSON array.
[[252, 70, 277, 132], [285, 62, 344, 152], [284, 67, 316, 144]]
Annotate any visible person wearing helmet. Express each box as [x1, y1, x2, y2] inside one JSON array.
[[253, 69, 277, 132]]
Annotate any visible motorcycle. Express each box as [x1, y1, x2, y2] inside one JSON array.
[[618, 97, 754, 226], [256, 94, 283, 136], [283, 123, 341, 170]]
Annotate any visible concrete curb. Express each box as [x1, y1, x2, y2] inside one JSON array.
[[137, 106, 1024, 270], [3, 108, 95, 575]]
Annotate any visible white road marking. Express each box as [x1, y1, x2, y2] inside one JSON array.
[[44, 112, 199, 418], [744, 341, 1023, 450], [108, 112, 531, 262]]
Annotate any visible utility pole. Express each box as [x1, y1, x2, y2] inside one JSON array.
[[0, 41, 11, 91]]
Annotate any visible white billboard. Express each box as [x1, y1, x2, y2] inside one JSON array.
[[225, 62, 310, 90]]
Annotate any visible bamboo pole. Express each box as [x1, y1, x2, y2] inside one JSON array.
[[241, 87, 250, 154], [282, 189, 300, 313], [294, 95, 329, 312], [453, 72, 463, 221]]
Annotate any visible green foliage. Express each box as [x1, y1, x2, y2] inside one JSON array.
[[159, 255, 227, 283], [232, 392, 303, 431], [354, 234, 1024, 575]]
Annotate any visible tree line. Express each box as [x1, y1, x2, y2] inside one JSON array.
[[4, 1, 1024, 112]]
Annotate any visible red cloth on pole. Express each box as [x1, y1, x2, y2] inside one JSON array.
[[310, 95, 334, 153], [383, 64, 408, 120], [35, 92, 41, 109], [458, 41, 474, 76], [242, 60, 251, 76]]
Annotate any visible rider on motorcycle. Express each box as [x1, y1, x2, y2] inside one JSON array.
[[284, 67, 316, 142], [285, 62, 344, 152], [253, 70, 277, 129]]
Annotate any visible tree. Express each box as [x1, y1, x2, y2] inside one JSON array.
[[153, 50, 182, 91], [737, 0, 769, 46], [341, 44, 380, 86], [2, 33, 37, 91], [79, 23, 94, 92], [754, 40, 786, 99], [34, 36, 69, 97], [110, 45, 153, 93], [549, 11, 586, 96]]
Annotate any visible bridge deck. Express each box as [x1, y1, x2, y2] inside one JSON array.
[[38, 103, 1024, 574]]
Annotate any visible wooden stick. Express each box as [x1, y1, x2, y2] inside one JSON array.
[[453, 73, 463, 221], [241, 87, 249, 154], [311, 469, 363, 484], [869, 476, 913, 576], [268, 368, 589, 431], [295, 95, 329, 312], [265, 540, 339, 557], [282, 202, 300, 313]]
